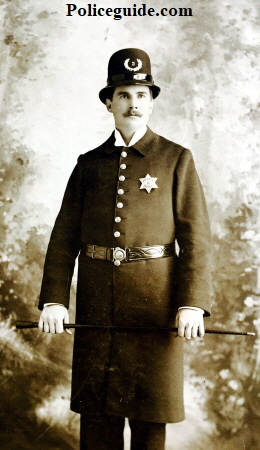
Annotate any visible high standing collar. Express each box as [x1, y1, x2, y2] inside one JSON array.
[[103, 127, 159, 156], [114, 126, 147, 147]]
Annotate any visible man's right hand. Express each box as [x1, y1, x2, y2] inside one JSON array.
[[38, 304, 72, 335]]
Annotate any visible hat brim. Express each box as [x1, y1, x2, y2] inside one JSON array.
[[99, 81, 160, 104]]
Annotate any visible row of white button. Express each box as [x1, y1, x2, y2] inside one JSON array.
[[114, 150, 127, 239]]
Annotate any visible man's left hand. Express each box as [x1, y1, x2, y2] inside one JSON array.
[[176, 309, 204, 339]]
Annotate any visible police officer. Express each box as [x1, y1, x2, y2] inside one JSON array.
[[38, 48, 211, 450]]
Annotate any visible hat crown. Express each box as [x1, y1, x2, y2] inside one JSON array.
[[108, 48, 151, 81], [99, 47, 160, 103]]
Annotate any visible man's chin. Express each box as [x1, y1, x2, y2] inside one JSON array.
[[123, 117, 144, 129]]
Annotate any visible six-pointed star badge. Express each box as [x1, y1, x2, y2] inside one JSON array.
[[139, 174, 158, 193]]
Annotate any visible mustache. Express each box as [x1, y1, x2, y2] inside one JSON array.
[[123, 110, 142, 117]]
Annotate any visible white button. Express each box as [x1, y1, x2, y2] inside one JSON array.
[[121, 151, 127, 157], [117, 202, 123, 208], [114, 260, 121, 266], [119, 175, 125, 181], [120, 164, 126, 169], [115, 217, 121, 223], [117, 189, 124, 195], [114, 231, 120, 237]]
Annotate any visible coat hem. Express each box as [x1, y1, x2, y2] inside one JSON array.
[[70, 404, 185, 424]]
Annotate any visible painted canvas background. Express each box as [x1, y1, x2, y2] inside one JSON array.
[[1, 0, 260, 448]]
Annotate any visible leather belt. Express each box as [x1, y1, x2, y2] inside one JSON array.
[[84, 244, 175, 266]]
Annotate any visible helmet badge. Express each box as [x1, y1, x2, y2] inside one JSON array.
[[124, 58, 142, 72]]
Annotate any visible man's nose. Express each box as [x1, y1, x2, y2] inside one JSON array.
[[128, 97, 138, 109]]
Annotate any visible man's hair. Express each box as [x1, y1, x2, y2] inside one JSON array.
[[105, 85, 153, 102]]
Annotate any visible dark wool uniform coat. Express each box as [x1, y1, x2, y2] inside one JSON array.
[[39, 127, 211, 423]]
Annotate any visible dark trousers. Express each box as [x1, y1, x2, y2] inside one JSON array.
[[80, 413, 166, 450]]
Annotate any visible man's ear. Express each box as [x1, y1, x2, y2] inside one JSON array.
[[105, 99, 112, 112]]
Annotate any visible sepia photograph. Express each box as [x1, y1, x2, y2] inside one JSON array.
[[1, 1, 260, 449]]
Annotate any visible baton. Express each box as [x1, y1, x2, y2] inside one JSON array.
[[15, 321, 255, 336]]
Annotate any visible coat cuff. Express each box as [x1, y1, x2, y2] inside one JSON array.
[[178, 306, 204, 314], [43, 303, 67, 308]]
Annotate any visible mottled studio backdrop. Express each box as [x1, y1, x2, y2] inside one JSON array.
[[1, 0, 260, 449]]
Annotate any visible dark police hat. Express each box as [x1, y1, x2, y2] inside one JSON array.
[[99, 48, 160, 103]]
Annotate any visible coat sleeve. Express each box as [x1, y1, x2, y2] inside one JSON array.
[[174, 148, 212, 316], [38, 156, 84, 310]]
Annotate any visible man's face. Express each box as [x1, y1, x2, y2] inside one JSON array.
[[105, 85, 153, 133]]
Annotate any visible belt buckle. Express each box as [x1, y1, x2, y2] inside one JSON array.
[[91, 245, 96, 258], [113, 247, 126, 266]]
